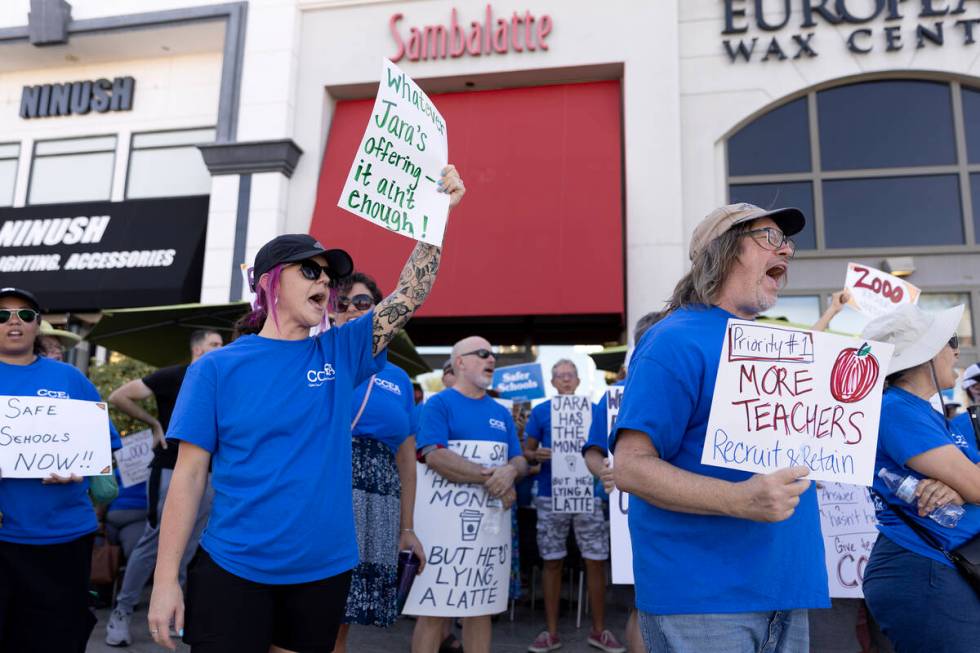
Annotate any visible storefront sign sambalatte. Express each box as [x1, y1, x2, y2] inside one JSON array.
[[721, 0, 980, 62], [390, 5, 553, 63], [0, 195, 208, 311], [20, 76, 135, 119]]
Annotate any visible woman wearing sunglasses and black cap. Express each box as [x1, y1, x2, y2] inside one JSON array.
[[149, 166, 465, 653], [0, 286, 122, 651]]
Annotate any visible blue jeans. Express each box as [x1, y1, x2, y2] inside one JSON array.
[[863, 534, 980, 653], [638, 609, 809, 653]]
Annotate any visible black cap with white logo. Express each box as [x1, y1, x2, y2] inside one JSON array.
[[250, 234, 354, 291]]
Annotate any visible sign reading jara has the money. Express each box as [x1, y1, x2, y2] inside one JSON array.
[[550, 395, 593, 513], [337, 58, 449, 246], [0, 395, 112, 478]]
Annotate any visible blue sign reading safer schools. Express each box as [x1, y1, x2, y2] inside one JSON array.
[[493, 363, 546, 401]]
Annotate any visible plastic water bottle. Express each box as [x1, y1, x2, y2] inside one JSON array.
[[878, 468, 965, 528]]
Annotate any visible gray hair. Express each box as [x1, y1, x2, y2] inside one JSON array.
[[634, 311, 667, 343], [551, 358, 578, 377], [667, 222, 753, 312]]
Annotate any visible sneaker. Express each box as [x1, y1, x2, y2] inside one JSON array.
[[528, 630, 562, 652], [105, 608, 132, 647], [588, 629, 626, 653]]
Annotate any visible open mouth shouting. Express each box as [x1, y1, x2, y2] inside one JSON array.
[[307, 291, 327, 313], [764, 261, 787, 290]]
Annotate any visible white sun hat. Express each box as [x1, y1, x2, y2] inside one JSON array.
[[963, 363, 980, 391], [860, 304, 964, 375]]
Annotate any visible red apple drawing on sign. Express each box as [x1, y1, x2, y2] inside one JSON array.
[[830, 343, 880, 403]]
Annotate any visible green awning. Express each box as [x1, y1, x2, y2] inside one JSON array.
[[86, 302, 431, 376]]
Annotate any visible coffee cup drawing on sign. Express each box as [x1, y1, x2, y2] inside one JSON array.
[[565, 454, 578, 473], [460, 509, 484, 541]]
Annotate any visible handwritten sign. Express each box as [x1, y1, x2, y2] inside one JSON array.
[[113, 429, 153, 488], [404, 439, 510, 617], [845, 262, 920, 319], [492, 363, 546, 402], [606, 386, 634, 585], [702, 320, 893, 485], [0, 395, 112, 478], [550, 395, 593, 513], [817, 482, 878, 598], [338, 58, 449, 246]]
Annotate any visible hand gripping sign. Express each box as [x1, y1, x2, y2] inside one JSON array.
[[605, 386, 634, 585], [845, 262, 920, 319], [338, 58, 450, 246], [550, 395, 594, 514], [403, 440, 511, 617], [817, 482, 878, 598], [0, 395, 112, 478], [701, 320, 893, 486]]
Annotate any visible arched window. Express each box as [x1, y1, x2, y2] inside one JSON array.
[[726, 78, 980, 252]]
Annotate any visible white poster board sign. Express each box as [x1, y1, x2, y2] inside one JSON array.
[[550, 395, 594, 513], [0, 395, 112, 478], [817, 482, 878, 598], [113, 429, 154, 488], [404, 439, 511, 617], [701, 320, 893, 486], [845, 262, 920, 318], [337, 58, 450, 246], [606, 386, 634, 585]]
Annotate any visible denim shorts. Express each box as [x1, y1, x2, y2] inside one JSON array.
[[638, 609, 809, 653]]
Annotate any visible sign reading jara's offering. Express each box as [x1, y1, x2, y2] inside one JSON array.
[[550, 395, 594, 513], [845, 262, 920, 319], [0, 396, 112, 478], [404, 439, 510, 617], [337, 58, 449, 246], [701, 321, 893, 486], [113, 429, 154, 488]]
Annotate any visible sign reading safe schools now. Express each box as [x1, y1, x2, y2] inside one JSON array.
[[0, 196, 208, 311], [702, 320, 893, 486]]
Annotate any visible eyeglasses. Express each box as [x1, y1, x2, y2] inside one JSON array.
[[0, 309, 39, 324], [745, 227, 796, 256], [461, 348, 493, 359], [297, 259, 331, 282], [442, 366, 455, 375], [553, 372, 578, 381], [337, 293, 374, 312], [948, 334, 959, 350]]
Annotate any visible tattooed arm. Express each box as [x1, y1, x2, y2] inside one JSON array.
[[372, 165, 465, 356]]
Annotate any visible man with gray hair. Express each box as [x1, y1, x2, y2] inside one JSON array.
[[524, 359, 624, 653], [612, 203, 829, 652]]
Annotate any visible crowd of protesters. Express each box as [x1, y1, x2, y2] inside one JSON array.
[[1, 159, 979, 653]]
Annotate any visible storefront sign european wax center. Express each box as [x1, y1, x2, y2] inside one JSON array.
[[722, 0, 980, 63]]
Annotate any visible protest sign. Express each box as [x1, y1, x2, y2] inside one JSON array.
[[550, 395, 594, 513], [845, 262, 920, 319], [817, 482, 878, 598], [701, 320, 893, 485], [606, 385, 634, 584], [113, 429, 154, 488], [404, 439, 511, 617], [337, 58, 449, 246], [0, 395, 112, 478], [492, 363, 546, 402]]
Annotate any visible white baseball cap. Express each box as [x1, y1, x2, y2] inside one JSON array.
[[861, 304, 964, 375], [963, 363, 980, 390]]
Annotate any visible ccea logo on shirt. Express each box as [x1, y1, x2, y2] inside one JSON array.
[[37, 388, 69, 399], [952, 433, 969, 449], [489, 418, 507, 432], [306, 363, 336, 387], [373, 377, 403, 395]]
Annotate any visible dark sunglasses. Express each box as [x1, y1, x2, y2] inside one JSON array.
[[948, 334, 959, 350], [297, 259, 331, 282], [337, 293, 374, 312], [461, 348, 493, 359], [0, 309, 39, 324]]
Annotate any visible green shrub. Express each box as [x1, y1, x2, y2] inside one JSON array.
[[88, 357, 159, 435]]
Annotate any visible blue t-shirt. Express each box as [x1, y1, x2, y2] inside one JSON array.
[[351, 361, 416, 452], [167, 314, 385, 584], [583, 380, 626, 458], [610, 305, 829, 615], [525, 400, 556, 497], [109, 469, 148, 512], [416, 388, 521, 460], [0, 356, 116, 544], [871, 387, 980, 568], [951, 411, 978, 455]]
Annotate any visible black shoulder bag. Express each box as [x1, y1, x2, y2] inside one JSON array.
[[871, 488, 980, 598]]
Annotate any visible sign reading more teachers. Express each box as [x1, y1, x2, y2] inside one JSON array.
[[845, 262, 920, 319], [550, 395, 593, 514], [606, 386, 634, 585], [817, 482, 878, 598], [0, 396, 112, 478], [338, 59, 450, 246], [702, 321, 893, 486], [404, 439, 511, 617]]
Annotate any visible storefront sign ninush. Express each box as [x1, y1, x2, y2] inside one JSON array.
[[20, 76, 134, 119], [390, 5, 553, 63], [721, 0, 980, 63]]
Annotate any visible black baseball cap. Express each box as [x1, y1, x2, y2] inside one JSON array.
[[0, 287, 41, 312], [250, 234, 354, 291]]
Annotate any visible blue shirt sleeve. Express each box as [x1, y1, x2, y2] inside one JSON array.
[[880, 399, 965, 466], [610, 354, 698, 460], [525, 402, 546, 440], [583, 397, 608, 456], [76, 371, 121, 450], [167, 357, 219, 453], [410, 402, 422, 435], [332, 313, 386, 387], [417, 394, 450, 450]]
